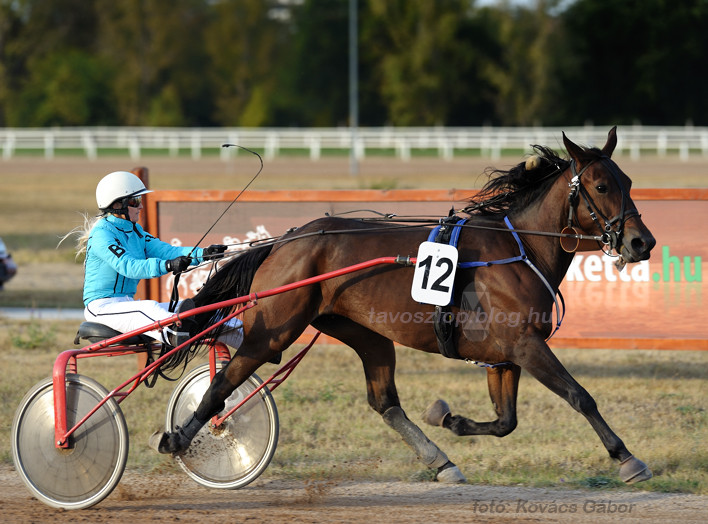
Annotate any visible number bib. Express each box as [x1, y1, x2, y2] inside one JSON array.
[[411, 241, 458, 306]]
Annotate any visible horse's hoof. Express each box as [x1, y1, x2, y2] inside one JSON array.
[[422, 399, 451, 427], [148, 429, 190, 455], [619, 455, 653, 484], [436, 464, 467, 484], [148, 430, 169, 453]]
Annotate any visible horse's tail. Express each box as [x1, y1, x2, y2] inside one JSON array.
[[194, 243, 274, 309], [157, 244, 274, 377]]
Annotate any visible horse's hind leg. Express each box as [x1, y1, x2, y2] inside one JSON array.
[[312, 315, 466, 484], [149, 348, 267, 455], [152, 294, 316, 455], [423, 364, 521, 437], [519, 339, 652, 484], [382, 405, 466, 483]]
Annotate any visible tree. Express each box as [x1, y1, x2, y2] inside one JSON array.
[[8, 49, 115, 126], [204, 0, 289, 127], [363, 0, 507, 126], [555, 0, 708, 125], [273, 0, 351, 127], [94, 0, 212, 126], [0, 0, 107, 125], [3, 0, 706, 128], [481, 1, 565, 125]]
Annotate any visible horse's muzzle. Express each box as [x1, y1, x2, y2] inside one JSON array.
[[620, 231, 656, 263]]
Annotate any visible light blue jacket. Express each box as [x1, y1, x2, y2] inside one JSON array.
[[83, 214, 203, 305]]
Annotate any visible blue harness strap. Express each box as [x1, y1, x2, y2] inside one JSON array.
[[426, 217, 467, 243], [500, 216, 565, 341], [427, 215, 565, 341]]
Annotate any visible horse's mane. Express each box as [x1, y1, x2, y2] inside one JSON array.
[[462, 144, 591, 217]]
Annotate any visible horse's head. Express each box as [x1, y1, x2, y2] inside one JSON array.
[[563, 127, 656, 263]]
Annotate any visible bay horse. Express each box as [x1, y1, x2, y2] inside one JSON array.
[[152, 127, 656, 485]]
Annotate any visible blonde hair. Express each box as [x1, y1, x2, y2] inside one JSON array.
[[58, 213, 104, 259]]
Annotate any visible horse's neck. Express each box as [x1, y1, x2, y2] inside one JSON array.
[[510, 185, 575, 289]]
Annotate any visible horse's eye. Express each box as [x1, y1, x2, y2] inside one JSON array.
[[596, 184, 608, 194]]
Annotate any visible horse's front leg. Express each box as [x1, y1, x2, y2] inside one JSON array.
[[423, 364, 521, 437], [517, 337, 652, 484]]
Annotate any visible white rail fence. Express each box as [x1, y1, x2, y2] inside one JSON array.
[[1, 125, 707, 162]]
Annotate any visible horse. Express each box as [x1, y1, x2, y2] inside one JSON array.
[[152, 127, 656, 485]]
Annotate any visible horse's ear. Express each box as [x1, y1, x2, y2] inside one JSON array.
[[562, 131, 585, 162], [601, 126, 618, 157]]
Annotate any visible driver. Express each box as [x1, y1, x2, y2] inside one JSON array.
[[70, 171, 241, 349]]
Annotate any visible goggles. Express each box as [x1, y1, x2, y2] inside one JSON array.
[[124, 195, 143, 208]]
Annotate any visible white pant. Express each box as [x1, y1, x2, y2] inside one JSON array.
[[85, 296, 244, 349]]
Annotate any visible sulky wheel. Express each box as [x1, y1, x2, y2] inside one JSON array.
[[12, 374, 129, 510], [165, 364, 279, 489]]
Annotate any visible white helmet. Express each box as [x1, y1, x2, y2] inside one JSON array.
[[96, 171, 152, 210]]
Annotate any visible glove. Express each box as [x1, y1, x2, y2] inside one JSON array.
[[165, 256, 191, 274], [204, 244, 228, 260]]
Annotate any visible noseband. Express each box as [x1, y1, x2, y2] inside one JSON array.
[[565, 156, 639, 253]]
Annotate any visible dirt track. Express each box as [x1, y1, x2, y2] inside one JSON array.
[[3, 465, 707, 523]]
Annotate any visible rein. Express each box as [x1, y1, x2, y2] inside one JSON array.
[[182, 215, 606, 274], [185, 155, 636, 278], [190, 152, 634, 309], [191, 153, 636, 264]]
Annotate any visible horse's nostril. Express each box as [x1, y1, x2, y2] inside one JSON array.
[[631, 237, 645, 252], [631, 235, 655, 256]]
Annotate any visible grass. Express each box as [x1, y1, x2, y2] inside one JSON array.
[[0, 288, 84, 308], [1, 317, 706, 494]]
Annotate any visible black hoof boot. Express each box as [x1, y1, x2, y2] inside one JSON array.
[[148, 412, 204, 455], [149, 429, 191, 454]]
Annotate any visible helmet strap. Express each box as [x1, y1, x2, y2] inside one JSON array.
[[101, 200, 131, 220]]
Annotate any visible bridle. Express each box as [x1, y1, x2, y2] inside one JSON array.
[[565, 156, 640, 254]]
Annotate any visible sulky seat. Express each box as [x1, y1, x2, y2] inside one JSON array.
[[74, 321, 154, 346]]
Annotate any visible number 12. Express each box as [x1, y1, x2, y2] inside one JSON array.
[[417, 255, 454, 292]]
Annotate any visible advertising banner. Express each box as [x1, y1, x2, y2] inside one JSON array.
[[556, 197, 706, 349]]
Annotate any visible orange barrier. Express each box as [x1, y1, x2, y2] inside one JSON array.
[[143, 188, 707, 351]]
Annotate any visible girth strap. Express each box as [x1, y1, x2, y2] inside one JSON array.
[[428, 214, 465, 360]]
